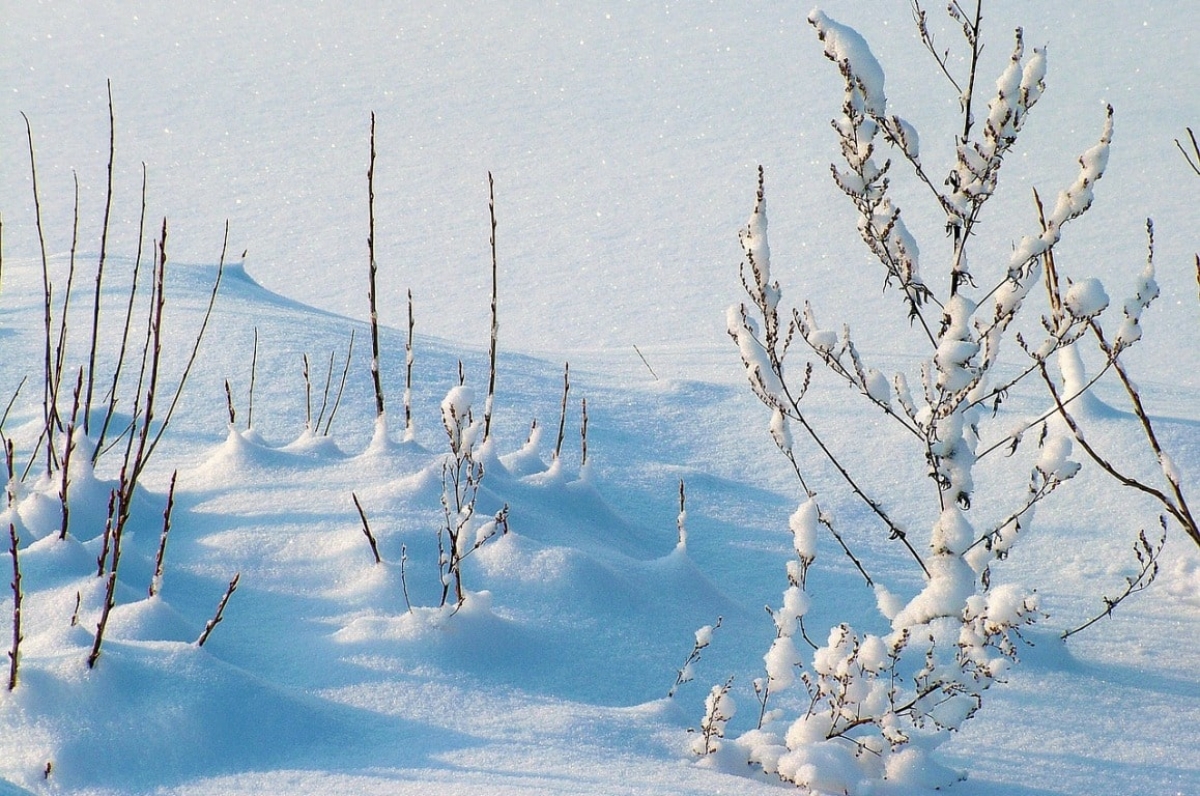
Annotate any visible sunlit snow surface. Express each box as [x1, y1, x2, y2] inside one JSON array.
[[1, 2, 1198, 795]]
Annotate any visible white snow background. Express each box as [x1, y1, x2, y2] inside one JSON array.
[[1, 2, 1198, 794]]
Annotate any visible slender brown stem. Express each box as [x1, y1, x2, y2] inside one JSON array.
[[94, 162, 149, 464], [58, 368, 84, 540], [85, 80, 117, 434], [196, 573, 240, 647], [323, 330, 355, 437], [22, 113, 58, 475], [367, 112, 385, 419], [7, 522, 21, 691], [554, 362, 570, 460], [484, 172, 499, 440], [248, 326, 258, 430], [404, 291, 414, 437], [149, 470, 177, 598], [351, 493, 382, 564]]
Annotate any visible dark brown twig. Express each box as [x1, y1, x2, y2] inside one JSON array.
[[148, 470, 177, 598], [554, 362, 570, 461], [351, 492, 382, 565], [196, 573, 240, 647], [484, 172, 499, 441], [84, 80, 117, 434], [367, 112, 385, 419]]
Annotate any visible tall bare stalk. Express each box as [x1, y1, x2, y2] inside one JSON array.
[[367, 112, 385, 419], [21, 113, 58, 475], [94, 163, 149, 464], [484, 172, 499, 440], [7, 521, 20, 691], [84, 80, 117, 434]]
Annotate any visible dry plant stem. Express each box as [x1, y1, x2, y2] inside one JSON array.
[[88, 483, 125, 668], [399, 543, 412, 613], [248, 327, 258, 430], [1062, 520, 1166, 639], [633, 344, 659, 380], [668, 615, 722, 698], [580, 397, 589, 466], [96, 490, 117, 577], [140, 221, 227, 466], [84, 80, 117, 434], [7, 522, 21, 691], [302, 353, 313, 430], [404, 291, 414, 437], [910, 0, 963, 93], [2, 379, 27, 437], [94, 162, 149, 464], [323, 330, 354, 436], [780, 381, 924, 576], [313, 349, 336, 432], [1087, 320, 1199, 545], [367, 112, 385, 419], [224, 380, 236, 425], [676, 478, 686, 545], [1038, 357, 1199, 548], [484, 172, 499, 440], [351, 492, 382, 564], [22, 112, 59, 475], [554, 362, 570, 460], [58, 369, 84, 540], [1175, 127, 1200, 176], [148, 470, 177, 598], [53, 173, 81, 410], [196, 572, 240, 647]]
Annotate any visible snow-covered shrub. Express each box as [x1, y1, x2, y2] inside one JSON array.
[[438, 383, 508, 608], [709, 3, 1194, 790]]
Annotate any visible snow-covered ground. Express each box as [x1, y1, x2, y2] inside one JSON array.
[[1, 3, 1198, 794]]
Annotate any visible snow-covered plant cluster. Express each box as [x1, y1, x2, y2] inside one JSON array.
[[714, 3, 1196, 791], [438, 383, 508, 608]]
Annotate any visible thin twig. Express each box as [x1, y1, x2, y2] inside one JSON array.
[[7, 522, 22, 691], [367, 112, 385, 419], [633, 344, 659, 380], [94, 162, 149, 464], [84, 80, 117, 434], [484, 172, 499, 441], [323, 329, 355, 437], [1062, 520, 1166, 639], [148, 470, 177, 598], [404, 292, 414, 438], [248, 327, 258, 430], [1174, 127, 1200, 177], [351, 492, 382, 565], [22, 112, 59, 476], [554, 362, 570, 460], [196, 573, 240, 647]]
